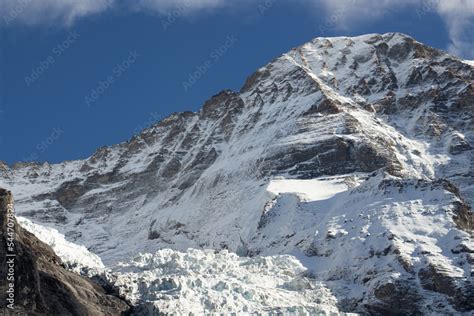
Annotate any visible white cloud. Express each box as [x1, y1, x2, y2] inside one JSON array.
[[314, 0, 413, 28], [0, 0, 238, 26], [1, 0, 473, 58], [314, 0, 474, 58], [1, 0, 113, 26], [129, 0, 228, 16], [436, 0, 474, 58]]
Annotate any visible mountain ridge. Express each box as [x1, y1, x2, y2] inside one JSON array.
[[0, 32, 464, 169], [1, 32, 473, 314]]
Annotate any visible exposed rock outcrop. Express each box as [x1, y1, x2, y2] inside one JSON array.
[[1, 33, 473, 314], [0, 188, 131, 315]]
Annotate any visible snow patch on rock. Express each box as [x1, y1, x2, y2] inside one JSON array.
[[17, 216, 105, 277], [463, 60, 474, 66], [267, 175, 360, 202]]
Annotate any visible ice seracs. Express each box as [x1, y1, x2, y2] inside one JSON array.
[[2, 32, 473, 314], [111, 249, 346, 314]]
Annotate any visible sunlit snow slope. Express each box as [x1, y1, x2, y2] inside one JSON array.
[[2, 33, 473, 314]]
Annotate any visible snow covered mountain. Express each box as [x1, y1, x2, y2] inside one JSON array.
[[1, 33, 473, 314]]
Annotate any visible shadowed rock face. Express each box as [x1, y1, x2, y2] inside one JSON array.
[[0, 33, 473, 314], [0, 188, 131, 316], [3, 34, 471, 226]]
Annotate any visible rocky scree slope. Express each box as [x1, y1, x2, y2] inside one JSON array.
[[0, 33, 473, 314]]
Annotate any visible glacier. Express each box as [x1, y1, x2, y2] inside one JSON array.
[[1, 33, 473, 314]]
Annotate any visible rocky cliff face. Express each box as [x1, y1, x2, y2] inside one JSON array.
[[0, 188, 131, 315], [0, 33, 473, 314]]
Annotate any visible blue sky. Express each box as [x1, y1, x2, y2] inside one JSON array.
[[0, 0, 472, 164]]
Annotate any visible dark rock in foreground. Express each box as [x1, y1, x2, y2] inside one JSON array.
[[0, 188, 131, 316]]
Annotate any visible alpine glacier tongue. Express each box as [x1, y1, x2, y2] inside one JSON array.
[[1, 33, 473, 314]]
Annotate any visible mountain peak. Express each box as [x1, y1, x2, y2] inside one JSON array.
[[311, 31, 412, 42], [1, 33, 473, 314]]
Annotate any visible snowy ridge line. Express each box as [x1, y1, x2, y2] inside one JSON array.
[[1, 32, 473, 314]]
